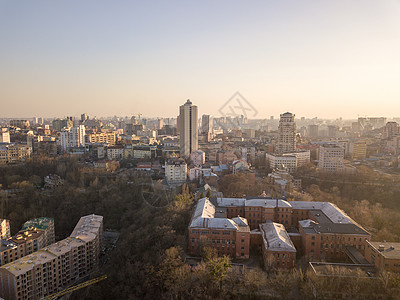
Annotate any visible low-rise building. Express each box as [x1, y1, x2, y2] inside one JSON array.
[[365, 241, 400, 273]]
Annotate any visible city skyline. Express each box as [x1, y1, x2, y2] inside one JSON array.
[[1, 0, 400, 119]]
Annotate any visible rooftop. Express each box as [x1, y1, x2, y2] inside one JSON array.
[[10, 230, 44, 244], [260, 220, 296, 252], [20, 217, 54, 232], [368, 241, 400, 259]]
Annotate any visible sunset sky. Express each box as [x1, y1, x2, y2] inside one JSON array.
[[1, 0, 400, 119]]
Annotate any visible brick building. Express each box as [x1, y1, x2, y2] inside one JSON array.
[[365, 241, 400, 273]]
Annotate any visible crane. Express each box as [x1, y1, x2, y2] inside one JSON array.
[[41, 274, 107, 300]]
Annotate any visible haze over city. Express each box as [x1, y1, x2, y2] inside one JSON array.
[[1, 0, 400, 119]]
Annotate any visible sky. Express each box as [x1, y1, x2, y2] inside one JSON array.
[[1, 0, 400, 119]]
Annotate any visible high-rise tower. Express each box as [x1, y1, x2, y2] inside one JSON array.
[[277, 112, 296, 154], [179, 99, 198, 158]]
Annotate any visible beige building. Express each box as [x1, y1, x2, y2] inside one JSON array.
[[179, 99, 198, 158], [0, 219, 10, 240], [165, 158, 187, 184], [86, 132, 116, 145], [0, 128, 10, 143], [351, 140, 367, 160], [318, 143, 344, 172], [0, 143, 32, 165], [0, 218, 55, 267], [277, 112, 296, 154], [365, 241, 400, 273], [0, 214, 103, 300]]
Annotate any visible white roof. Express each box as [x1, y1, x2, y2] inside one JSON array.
[[290, 201, 352, 224], [190, 198, 249, 231], [260, 221, 296, 252], [299, 219, 318, 228]]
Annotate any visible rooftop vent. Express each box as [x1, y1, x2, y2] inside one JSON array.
[[378, 245, 385, 251], [390, 246, 395, 250]]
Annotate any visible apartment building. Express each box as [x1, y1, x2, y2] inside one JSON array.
[[86, 132, 116, 145], [0, 214, 103, 300], [20, 218, 55, 246], [0, 128, 10, 143], [0, 218, 55, 267], [59, 125, 86, 151], [10, 120, 30, 129], [276, 112, 296, 154], [318, 143, 345, 172], [165, 158, 187, 184], [266, 151, 310, 173], [0, 219, 11, 239], [0, 143, 32, 165]]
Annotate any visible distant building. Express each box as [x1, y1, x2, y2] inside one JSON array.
[[59, 125, 86, 151], [308, 124, 319, 138], [52, 117, 73, 131], [0, 128, 10, 143], [190, 150, 205, 167], [351, 141, 367, 160], [179, 100, 198, 158], [384, 122, 399, 139], [277, 112, 296, 154], [10, 120, 30, 129], [0, 220, 10, 240], [165, 158, 187, 184], [318, 143, 344, 172], [44, 174, 64, 189], [86, 132, 116, 145], [0, 143, 32, 165], [266, 151, 310, 173], [201, 114, 213, 140]]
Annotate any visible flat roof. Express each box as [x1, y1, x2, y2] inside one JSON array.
[[20, 217, 53, 232], [368, 241, 400, 260], [10, 230, 44, 244]]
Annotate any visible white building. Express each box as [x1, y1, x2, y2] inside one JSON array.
[[277, 112, 296, 154], [318, 143, 344, 172], [0, 128, 10, 143], [266, 150, 310, 173], [59, 125, 86, 151], [190, 150, 205, 167], [165, 158, 187, 184], [179, 99, 198, 158]]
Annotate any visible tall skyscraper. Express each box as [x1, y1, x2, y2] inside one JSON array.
[[179, 99, 198, 158], [201, 114, 212, 141], [277, 112, 296, 154]]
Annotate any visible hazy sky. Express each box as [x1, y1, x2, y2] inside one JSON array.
[[1, 0, 400, 119]]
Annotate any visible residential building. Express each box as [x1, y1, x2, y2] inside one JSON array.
[[277, 112, 296, 154], [308, 124, 319, 138], [0, 143, 32, 165], [351, 141, 367, 160], [19, 218, 55, 247], [86, 132, 116, 145], [10, 120, 30, 129], [52, 118, 73, 131], [59, 125, 86, 151], [106, 145, 124, 160], [318, 143, 344, 172], [0, 128, 10, 143], [0, 214, 103, 300], [384, 122, 399, 139], [0, 220, 10, 240], [165, 158, 187, 184], [190, 150, 205, 167], [266, 151, 310, 173], [365, 241, 400, 273], [179, 99, 198, 158]]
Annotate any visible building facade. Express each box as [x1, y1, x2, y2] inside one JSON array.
[[165, 158, 187, 184], [277, 112, 296, 154], [318, 143, 345, 172], [0, 214, 103, 300], [179, 100, 198, 158]]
